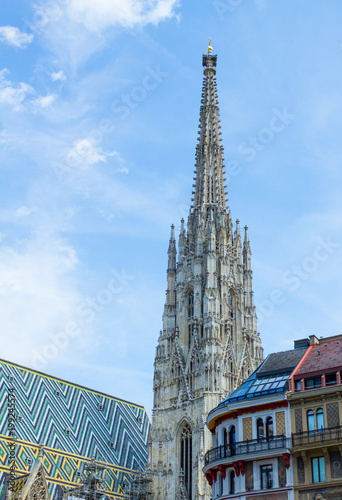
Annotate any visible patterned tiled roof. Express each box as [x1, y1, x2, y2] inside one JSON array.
[[0, 358, 150, 499]]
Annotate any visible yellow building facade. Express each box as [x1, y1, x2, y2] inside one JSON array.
[[288, 335, 342, 500]]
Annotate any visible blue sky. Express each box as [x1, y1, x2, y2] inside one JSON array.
[[1, 0, 342, 416]]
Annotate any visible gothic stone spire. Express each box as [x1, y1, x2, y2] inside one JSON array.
[[150, 44, 264, 500], [192, 50, 227, 216]]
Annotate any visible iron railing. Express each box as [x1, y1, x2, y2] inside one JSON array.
[[204, 435, 291, 466], [292, 425, 342, 447]]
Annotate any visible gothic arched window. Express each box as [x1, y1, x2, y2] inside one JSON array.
[[188, 290, 194, 318], [180, 423, 192, 499]]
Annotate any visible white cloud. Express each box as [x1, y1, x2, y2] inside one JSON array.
[[50, 70, 66, 82], [0, 69, 56, 112], [15, 206, 37, 217], [0, 232, 82, 366], [31, 94, 56, 108], [65, 0, 180, 31], [0, 69, 34, 111], [0, 26, 34, 48], [68, 138, 107, 168]]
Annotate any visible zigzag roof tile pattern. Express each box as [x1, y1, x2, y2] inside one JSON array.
[[0, 359, 149, 473]]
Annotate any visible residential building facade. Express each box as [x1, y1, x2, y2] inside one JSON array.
[[203, 348, 307, 500], [149, 43, 263, 500], [288, 334, 342, 500]]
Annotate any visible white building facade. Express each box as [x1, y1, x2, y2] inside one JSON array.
[[203, 349, 307, 499], [149, 44, 263, 500]]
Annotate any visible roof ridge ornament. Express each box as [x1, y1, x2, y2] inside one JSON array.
[[207, 38, 213, 53]]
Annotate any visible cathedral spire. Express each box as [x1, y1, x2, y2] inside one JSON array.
[[150, 45, 263, 500], [167, 224, 176, 273], [192, 42, 227, 214]]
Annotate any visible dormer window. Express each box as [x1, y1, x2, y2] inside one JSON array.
[[304, 376, 321, 390], [325, 373, 337, 385]]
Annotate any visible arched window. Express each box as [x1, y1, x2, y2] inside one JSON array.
[[218, 472, 223, 495], [229, 426, 236, 456], [266, 417, 274, 439], [229, 470, 235, 494], [180, 423, 192, 499], [223, 428, 228, 448], [307, 410, 315, 432], [257, 418, 264, 441], [316, 408, 324, 431]]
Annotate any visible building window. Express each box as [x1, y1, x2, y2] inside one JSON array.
[[295, 380, 301, 391], [307, 408, 325, 432], [325, 372, 337, 385], [304, 376, 322, 389], [229, 471, 235, 494], [223, 428, 227, 445], [180, 423, 192, 499], [257, 418, 264, 441], [218, 472, 223, 495], [307, 410, 315, 432], [188, 291, 194, 318], [312, 457, 325, 483], [316, 408, 324, 431], [266, 417, 273, 439], [260, 464, 273, 489], [229, 426, 236, 456]]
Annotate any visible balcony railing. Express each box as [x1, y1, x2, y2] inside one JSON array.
[[204, 435, 291, 466], [292, 425, 342, 447]]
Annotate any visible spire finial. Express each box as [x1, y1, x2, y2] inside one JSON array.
[[207, 38, 213, 53]]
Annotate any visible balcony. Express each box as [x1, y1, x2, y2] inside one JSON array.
[[204, 435, 291, 467], [292, 425, 342, 448]]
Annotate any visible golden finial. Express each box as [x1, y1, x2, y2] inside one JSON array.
[[207, 38, 213, 53]]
